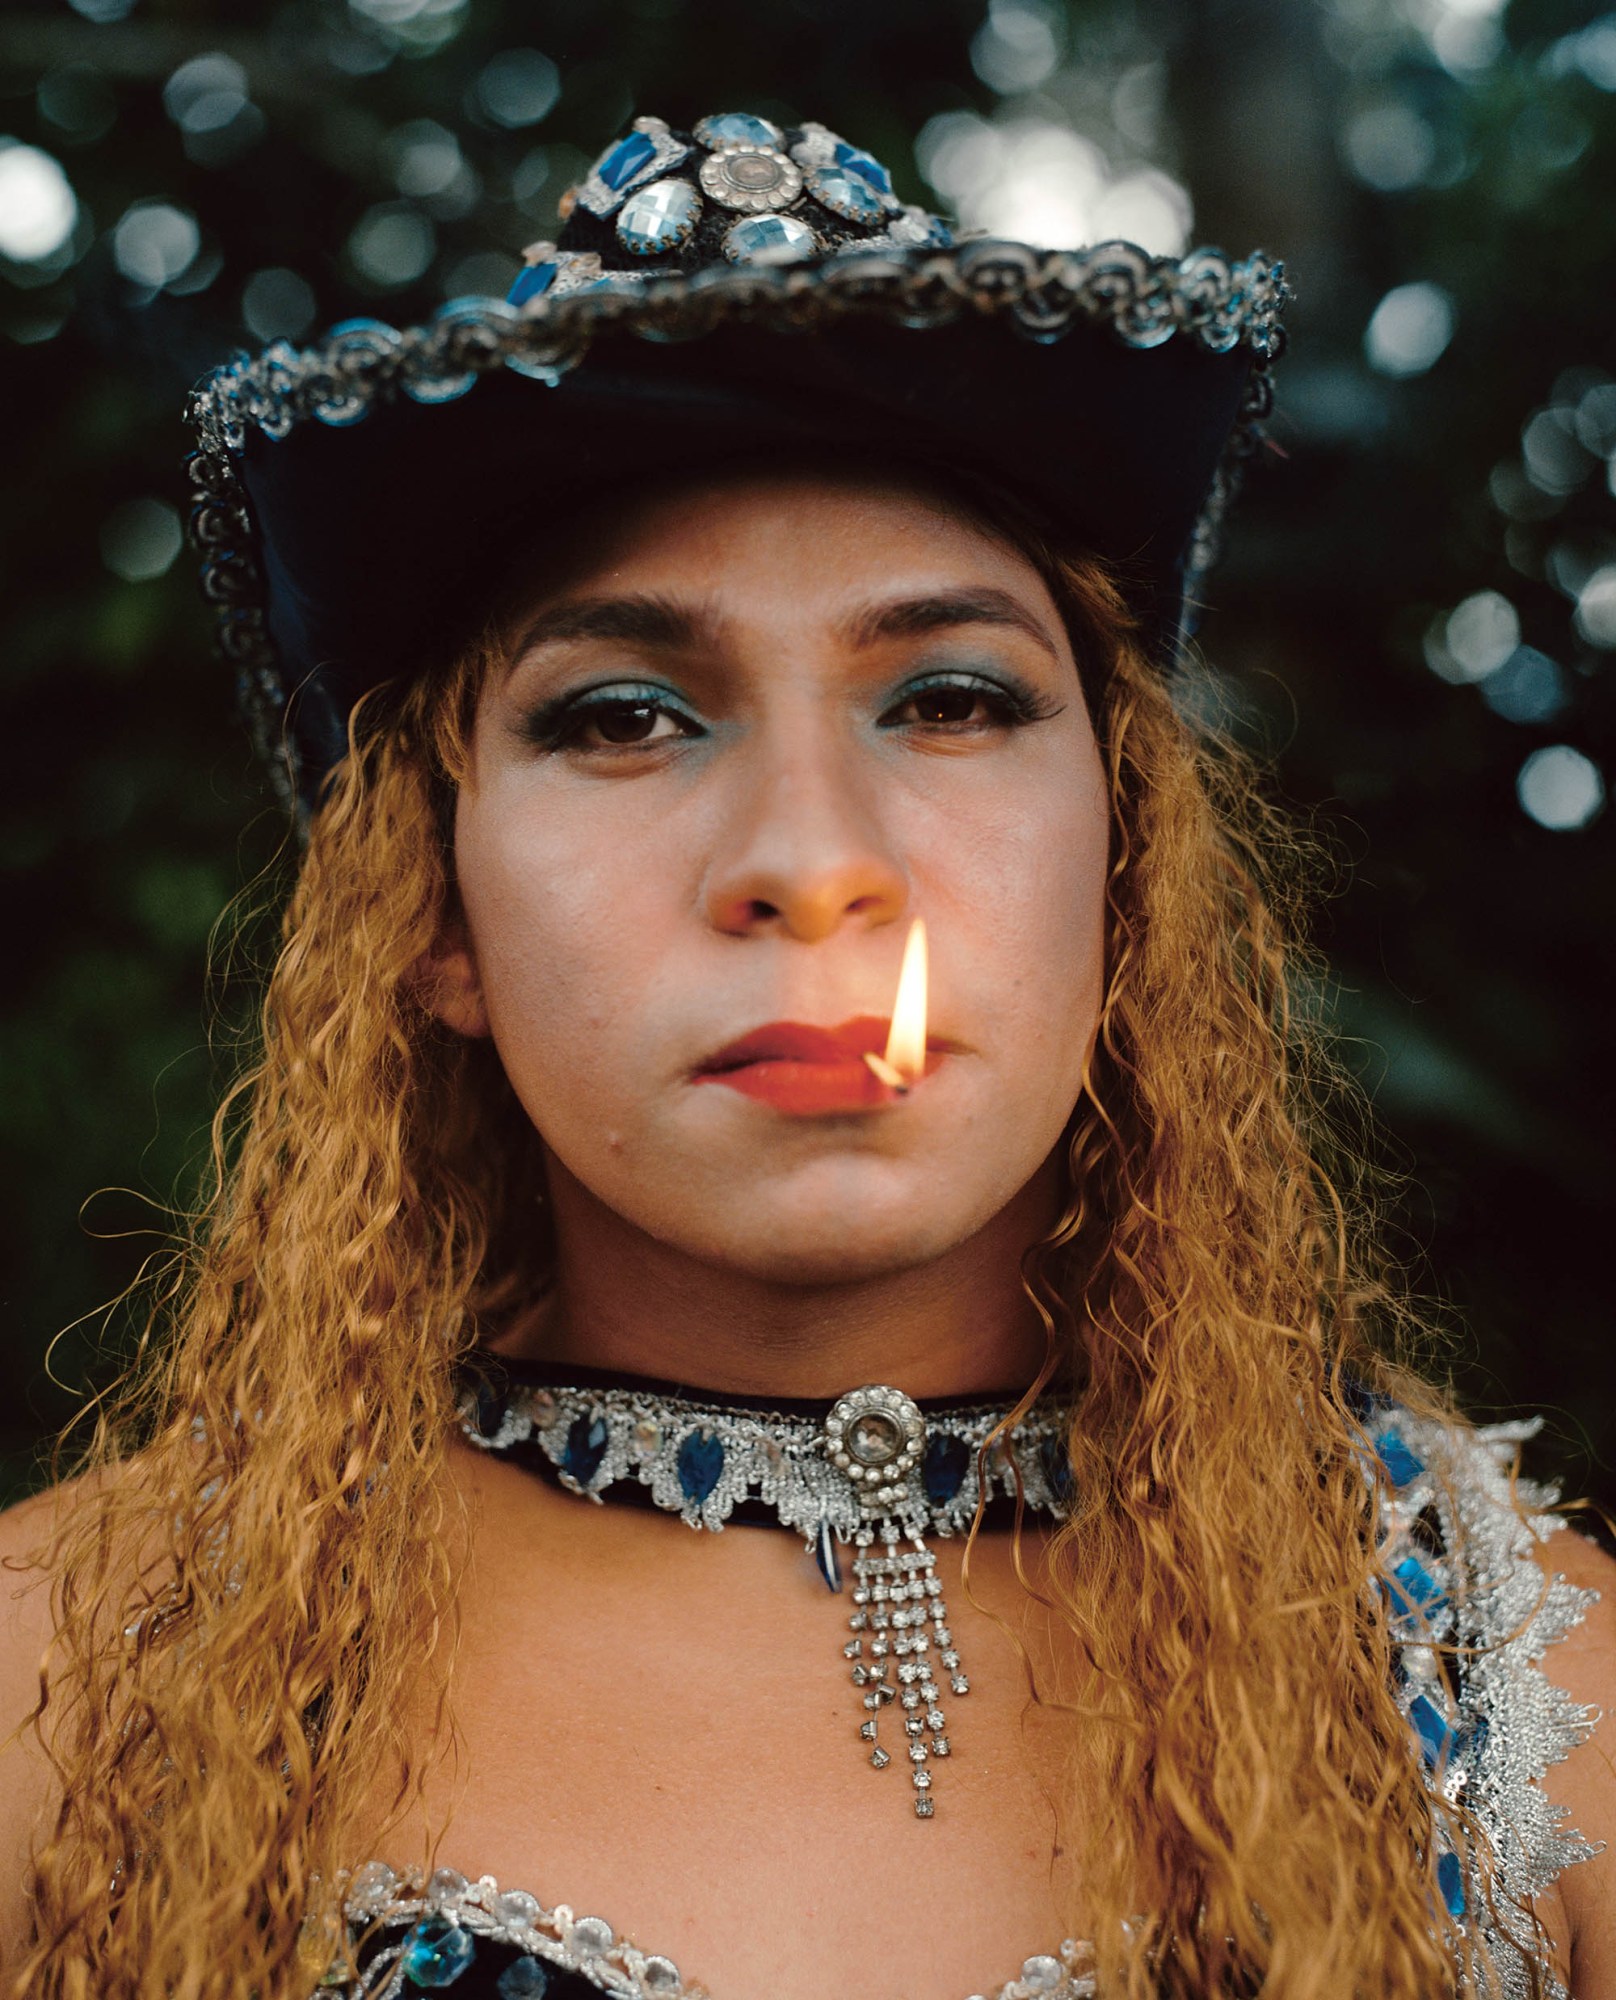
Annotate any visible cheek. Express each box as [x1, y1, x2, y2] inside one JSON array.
[[920, 738, 1110, 1072], [452, 786, 679, 1110]]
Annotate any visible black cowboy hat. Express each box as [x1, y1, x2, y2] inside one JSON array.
[[184, 109, 1289, 817]]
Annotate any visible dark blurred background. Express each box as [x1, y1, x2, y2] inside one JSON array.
[[0, 0, 1611, 1510]]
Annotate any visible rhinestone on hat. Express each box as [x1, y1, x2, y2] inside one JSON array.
[[575, 115, 690, 219], [724, 213, 820, 266], [699, 144, 804, 214], [694, 110, 784, 151], [616, 178, 702, 256], [807, 161, 890, 225]]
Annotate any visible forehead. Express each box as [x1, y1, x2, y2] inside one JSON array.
[[494, 463, 1062, 632]]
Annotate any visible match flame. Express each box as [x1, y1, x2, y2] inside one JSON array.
[[883, 918, 928, 1085]]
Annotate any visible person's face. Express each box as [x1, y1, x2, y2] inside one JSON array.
[[442, 470, 1110, 1284]]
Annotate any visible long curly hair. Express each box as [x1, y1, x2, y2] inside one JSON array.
[[7, 529, 1531, 1997]]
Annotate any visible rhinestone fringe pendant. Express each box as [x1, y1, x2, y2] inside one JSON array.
[[824, 1386, 969, 1820]]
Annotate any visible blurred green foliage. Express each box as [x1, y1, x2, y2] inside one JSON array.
[[1, 0, 1611, 1510]]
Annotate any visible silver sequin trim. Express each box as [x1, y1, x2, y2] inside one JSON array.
[[314, 1861, 1100, 1998], [1373, 1410, 1601, 1997]]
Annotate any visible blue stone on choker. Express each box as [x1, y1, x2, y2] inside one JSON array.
[[457, 1359, 1074, 1822]]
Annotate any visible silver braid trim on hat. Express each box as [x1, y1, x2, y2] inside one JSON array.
[[183, 239, 1289, 817]]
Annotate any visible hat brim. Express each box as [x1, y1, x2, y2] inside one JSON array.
[[187, 240, 1287, 813]]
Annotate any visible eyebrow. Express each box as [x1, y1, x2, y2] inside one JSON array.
[[839, 587, 1061, 661], [510, 593, 709, 661], [507, 584, 1061, 667]]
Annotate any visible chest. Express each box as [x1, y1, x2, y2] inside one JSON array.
[[345, 1455, 1080, 2000]]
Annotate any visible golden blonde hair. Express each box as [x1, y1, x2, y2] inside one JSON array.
[[8, 538, 1529, 1996]]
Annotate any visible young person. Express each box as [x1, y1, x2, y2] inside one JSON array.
[[3, 109, 1612, 2000]]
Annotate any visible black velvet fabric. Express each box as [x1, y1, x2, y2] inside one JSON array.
[[240, 305, 1252, 814]]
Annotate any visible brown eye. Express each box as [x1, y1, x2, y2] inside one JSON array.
[[591, 702, 663, 744], [910, 685, 981, 725], [882, 676, 1028, 731]]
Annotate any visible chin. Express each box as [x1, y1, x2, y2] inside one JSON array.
[[666, 1185, 993, 1287], [694, 1227, 960, 1287]]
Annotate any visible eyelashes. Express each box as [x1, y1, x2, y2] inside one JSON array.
[[880, 671, 1064, 731], [518, 683, 697, 753], [518, 668, 1065, 756]]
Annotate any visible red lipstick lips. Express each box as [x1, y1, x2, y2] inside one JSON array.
[[693, 1016, 941, 1115]]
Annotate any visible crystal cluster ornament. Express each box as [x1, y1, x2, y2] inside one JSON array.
[[828, 1385, 970, 1817]]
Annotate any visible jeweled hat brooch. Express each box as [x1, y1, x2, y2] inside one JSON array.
[[184, 108, 1291, 817]]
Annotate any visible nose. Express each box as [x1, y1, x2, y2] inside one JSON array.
[[701, 724, 909, 943]]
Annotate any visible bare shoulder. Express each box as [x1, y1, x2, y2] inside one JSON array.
[[1532, 1525, 1616, 1995], [0, 1469, 120, 1975]]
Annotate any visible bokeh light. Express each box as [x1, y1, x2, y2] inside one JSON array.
[[1341, 102, 1436, 191], [347, 202, 437, 288], [0, 143, 79, 264], [970, 0, 1063, 94], [36, 68, 117, 147], [163, 54, 249, 134], [112, 200, 200, 290], [241, 267, 317, 343], [1364, 281, 1455, 377], [1478, 647, 1567, 724], [474, 49, 561, 129], [1515, 744, 1606, 830], [1574, 565, 1616, 647], [918, 111, 1191, 254], [99, 498, 183, 583], [1425, 588, 1518, 682]]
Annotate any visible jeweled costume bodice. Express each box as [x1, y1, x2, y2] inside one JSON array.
[[310, 1397, 1598, 2000]]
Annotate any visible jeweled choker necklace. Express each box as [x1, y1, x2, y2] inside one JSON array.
[[457, 1354, 1075, 1821]]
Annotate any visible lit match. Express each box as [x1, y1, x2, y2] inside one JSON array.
[[863, 918, 927, 1096]]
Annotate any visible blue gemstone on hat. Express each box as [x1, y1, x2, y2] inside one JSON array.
[[401, 1918, 476, 1988], [1436, 1850, 1465, 1918], [497, 1957, 550, 1999], [562, 1413, 609, 1487], [832, 141, 893, 197], [807, 163, 889, 225], [921, 1433, 971, 1505], [696, 111, 782, 151], [677, 1427, 725, 1503], [723, 212, 819, 266], [508, 260, 557, 308], [616, 177, 702, 255], [597, 128, 658, 193]]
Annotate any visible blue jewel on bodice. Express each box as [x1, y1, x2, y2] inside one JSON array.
[[1388, 1553, 1446, 1618], [1410, 1691, 1456, 1770], [400, 1917, 476, 1988], [497, 1957, 550, 1998], [1374, 1429, 1424, 1488]]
